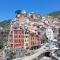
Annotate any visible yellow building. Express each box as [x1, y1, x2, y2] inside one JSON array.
[[24, 30, 29, 49]]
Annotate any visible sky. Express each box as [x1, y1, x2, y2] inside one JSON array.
[[0, 0, 60, 21]]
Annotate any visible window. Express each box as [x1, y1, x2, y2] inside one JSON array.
[[11, 31, 13, 34], [14, 35, 18, 38], [22, 47, 23, 48], [10, 44, 13, 47], [31, 38, 32, 40], [25, 40, 26, 42], [19, 35, 20, 38], [25, 32, 26, 34], [31, 37, 34, 40], [33, 37, 34, 40], [19, 39, 21, 42], [15, 44, 19, 47], [14, 39, 18, 43], [14, 30, 17, 34], [20, 31, 21, 34], [32, 42, 34, 45], [22, 31, 24, 34], [10, 39, 13, 42], [19, 44, 21, 45], [26, 43, 28, 46], [25, 32, 29, 34], [26, 36, 27, 38], [10, 35, 13, 38]]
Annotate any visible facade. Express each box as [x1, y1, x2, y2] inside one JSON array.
[[29, 33, 41, 48], [29, 33, 35, 48], [9, 29, 24, 48], [8, 28, 42, 49], [24, 29, 29, 48]]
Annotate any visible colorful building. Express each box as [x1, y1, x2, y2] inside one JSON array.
[[9, 29, 24, 48], [8, 11, 43, 49], [29, 33, 41, 48], [24, 29, 29, 48]]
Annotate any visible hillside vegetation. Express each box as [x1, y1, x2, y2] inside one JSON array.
[[0, 20, 10, 49], [48, 11, 60, 17], [0, 19, 11, 30]]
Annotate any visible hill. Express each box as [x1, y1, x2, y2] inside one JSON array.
[[0, 19, 11, 49], [0, 19, 11, 29], [48, 11, 60, 17]]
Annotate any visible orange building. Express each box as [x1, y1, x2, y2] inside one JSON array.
[[29, 32, 42, 48]]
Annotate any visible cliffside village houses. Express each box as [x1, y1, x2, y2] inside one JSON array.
[[8, 10, 60, 49]]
